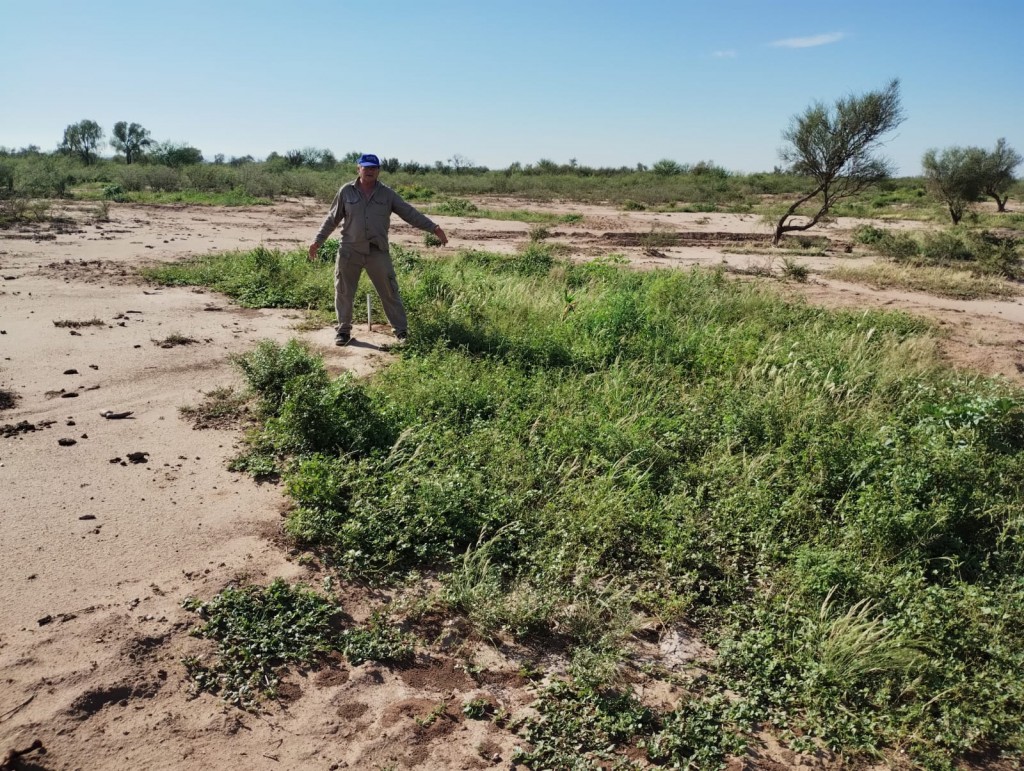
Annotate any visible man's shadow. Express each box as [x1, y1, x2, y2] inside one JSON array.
[[344, 337, 399, 352]]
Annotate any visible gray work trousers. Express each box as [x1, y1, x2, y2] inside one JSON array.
[[334, 244, 407, 335]]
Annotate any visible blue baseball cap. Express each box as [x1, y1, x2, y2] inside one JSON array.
[[357, 153, 380, 167]]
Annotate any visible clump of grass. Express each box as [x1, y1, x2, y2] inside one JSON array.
[[528, 224, 551, 241], [52, 318, 104, 328], [179, 385, 250, 429], [810, 588, 926, 687], [854, 225, 1022, 279], [153, 333, 199, 348], [144, 245, 334, 312], [0, 388, 18, 410], [827, 263, 1019, 300], [781, 256, 810, 281]]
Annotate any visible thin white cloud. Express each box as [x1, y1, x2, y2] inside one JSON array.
[[771, 32, 845, 48], [712, 49, 737, 59]]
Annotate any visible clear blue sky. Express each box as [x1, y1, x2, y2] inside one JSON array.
[[2, 0, 1022, 175]]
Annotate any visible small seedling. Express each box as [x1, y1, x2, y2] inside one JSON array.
[[462, 697, 493, 720], [415, 699, 450, 727]]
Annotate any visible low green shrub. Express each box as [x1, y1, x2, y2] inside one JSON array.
[[267, 370, 395, 457], [181, 579, 339, 708], [233, 339, 323, 414], [432, 197, 479, 215]]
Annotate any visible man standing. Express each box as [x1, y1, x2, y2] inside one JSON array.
[[308, 153, 448, 346]]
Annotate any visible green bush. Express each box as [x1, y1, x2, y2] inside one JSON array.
[[267, 370, 395, 457], [182, 164, 237, 192], [432, 197, 479, 215], [233, 339, 323, 415], [137, 165, 181, 192], [102, 184, 126, 202], [852, 224, 887, 245], [16, 157, 75, 197], [875, 231, 920, 261], [914, 229, 1020, 277], [967, 231, 1022, 278], [922, 229, 973, 263]]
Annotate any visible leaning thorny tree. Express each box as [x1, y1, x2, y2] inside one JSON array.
[[773, 79, 905, 246], [978, 138, 1022, 212]]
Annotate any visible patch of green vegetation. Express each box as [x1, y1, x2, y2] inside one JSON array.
[[780, 256, 810, 281], [143, 246, 334, 312], [462, 697, 494, 720], [974, 210, 1024, 232], [103, 188, 271, 206], [853, 225, 1023, 280], [723, 246, 825, 258], [430, 197, 479, 215], [827, 263, 1020, 300], [424, 197, 583, 225], [338, 612, 415, 665], [182, 580, 417, 709], [514, 679, 660, 768], [392, 183, 435, 201], [168, 243, 1024, 767], [181, 579, 340, 708]]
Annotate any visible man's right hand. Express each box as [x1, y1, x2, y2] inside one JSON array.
[[307, 243, 319, 261]]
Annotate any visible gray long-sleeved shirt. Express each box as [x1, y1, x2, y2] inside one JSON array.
[[313, 179, 437, 253]]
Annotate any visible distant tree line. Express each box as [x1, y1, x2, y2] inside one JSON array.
[[19, 119, 752, 179], [1, 113, 1020, 237]]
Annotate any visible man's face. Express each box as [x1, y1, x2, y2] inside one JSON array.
[[358, 165, 379, 184]]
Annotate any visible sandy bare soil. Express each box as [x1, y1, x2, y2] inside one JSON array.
[[1, 198, 1021, 770]]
